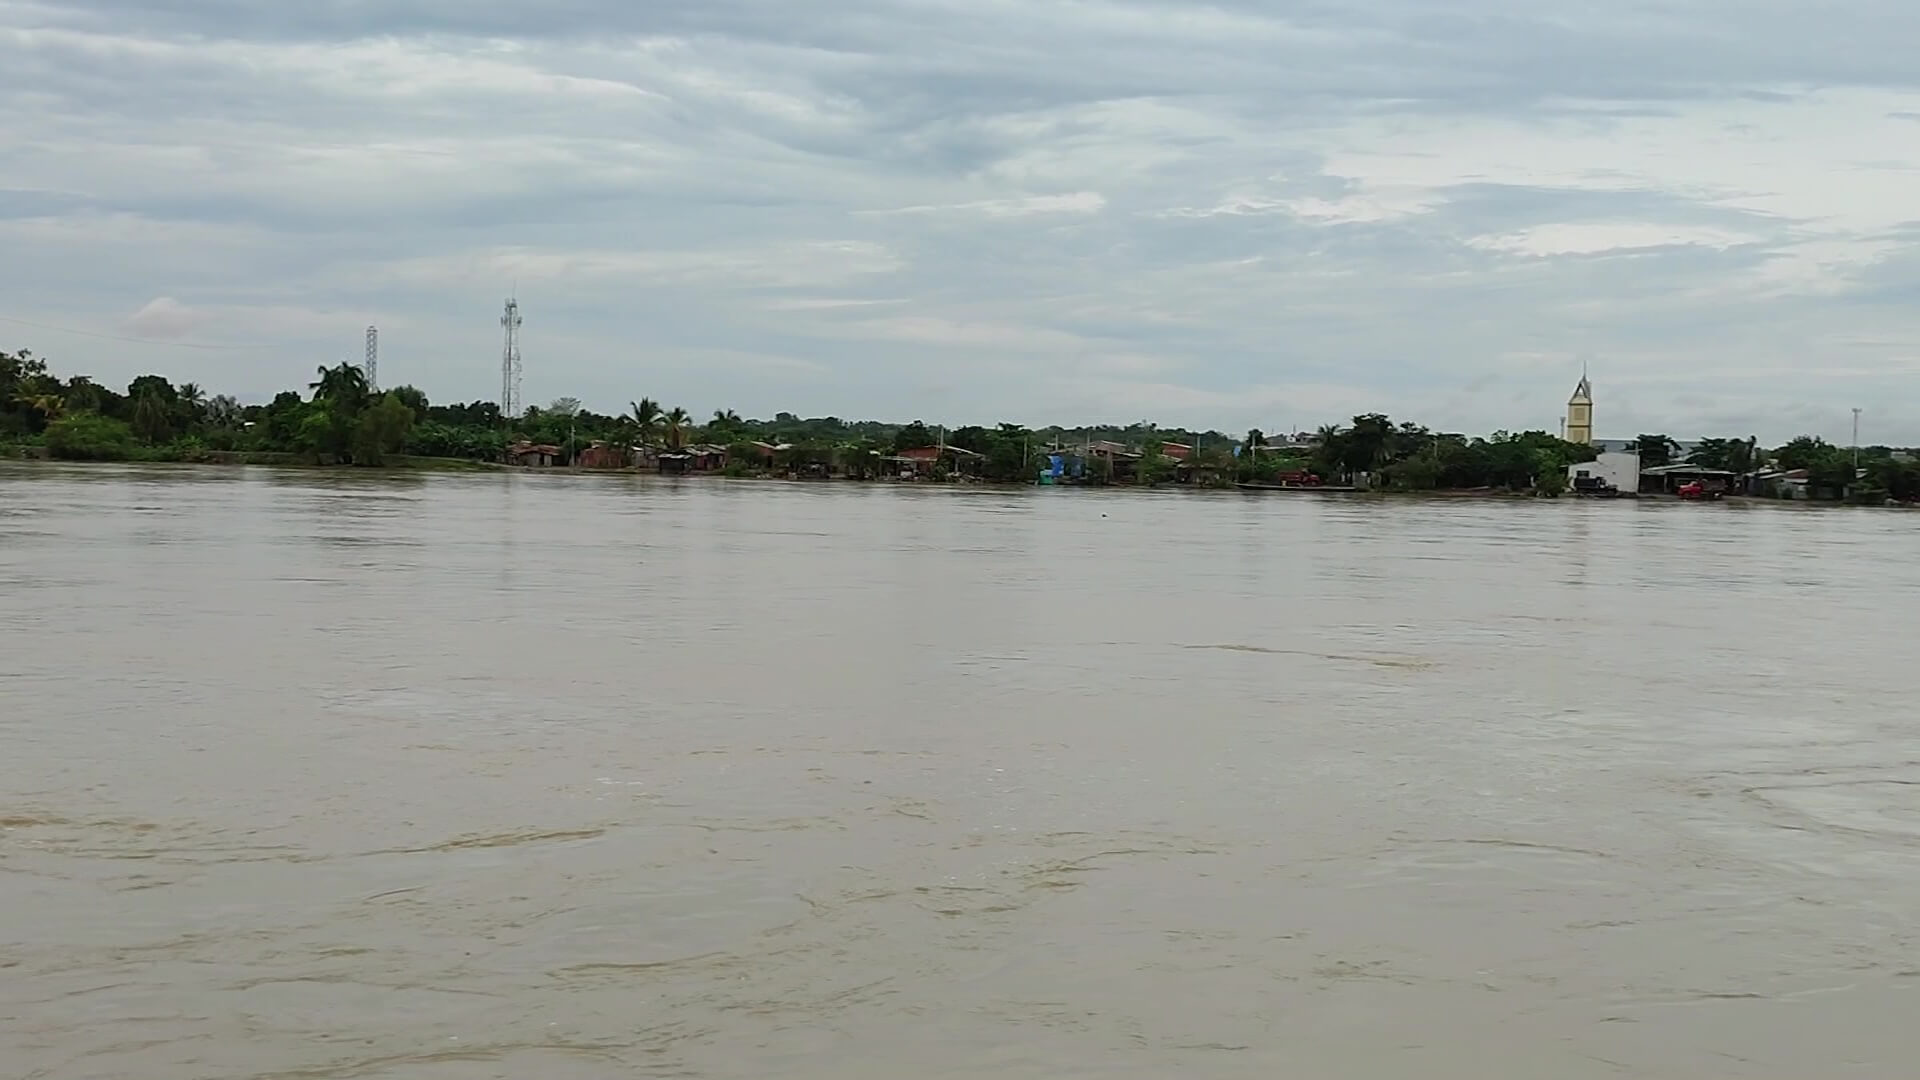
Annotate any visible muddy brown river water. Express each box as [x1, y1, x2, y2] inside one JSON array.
[[3, 462, 1917, 1078]]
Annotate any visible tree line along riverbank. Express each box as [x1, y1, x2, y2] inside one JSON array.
[[5, 349, 1916, 501]]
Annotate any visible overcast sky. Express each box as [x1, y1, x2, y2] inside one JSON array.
[[3, 1, 1917, 442]]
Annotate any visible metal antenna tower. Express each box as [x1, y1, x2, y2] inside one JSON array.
[[499, 298, 523, 420], [365, 325, 379, 392]]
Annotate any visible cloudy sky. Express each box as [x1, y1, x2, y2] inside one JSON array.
[[3, 1, 1918, 442]]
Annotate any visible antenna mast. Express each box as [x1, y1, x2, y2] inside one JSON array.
[[365, 325, 379, 392], [500, 298, 522, 421]]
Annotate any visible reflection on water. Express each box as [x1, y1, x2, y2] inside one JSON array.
[[3, 461, 1918, 1078]]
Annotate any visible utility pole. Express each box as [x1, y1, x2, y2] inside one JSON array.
[[365, 326, 379, 392], [1853, 408, 1862, 470]]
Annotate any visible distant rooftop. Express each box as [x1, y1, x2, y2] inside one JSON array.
[[1642, 463, 1738, 477], [1593, 438, 1701, 455]]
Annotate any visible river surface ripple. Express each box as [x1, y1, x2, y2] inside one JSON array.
[[3, 462, 1918, 1078]]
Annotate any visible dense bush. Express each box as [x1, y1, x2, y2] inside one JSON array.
[[44, 413, 135, 460]]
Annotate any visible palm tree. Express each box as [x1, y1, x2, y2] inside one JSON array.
[[132, 389, 172, 444], [12, 390, 62, 422], [309, 363, 369, 406], [629, 398, 663, 444], [174, 381, 208, 429], [707, 408, 746, 443], [663, 406, 692, 450]]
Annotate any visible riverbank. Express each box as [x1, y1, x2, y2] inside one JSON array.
[[8, 452, 1915, 507], [2, 444, 504, 472]]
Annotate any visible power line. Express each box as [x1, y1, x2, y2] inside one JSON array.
[[0, 313, 306, 351]]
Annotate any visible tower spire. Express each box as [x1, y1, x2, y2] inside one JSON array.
[[1566, 366, 1594, 446]]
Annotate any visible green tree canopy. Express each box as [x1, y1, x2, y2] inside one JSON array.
[[388, 385, 429, 421], [126, 374, 178, 407], [1686, 436, 1759, 474], [662, 406, 692, 450], [131, 389, 173, 445], [629, 398, 663, 444], [44, 413, 134, 460], [893, 421, 936, 452], [352, 393, 416, 466], [1635, 434, 1679, 467], [309, 363, 370, 411], [1773, 435, 1839, 472]]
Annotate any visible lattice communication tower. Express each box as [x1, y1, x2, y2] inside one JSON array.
[[499, 299, 522, 420]]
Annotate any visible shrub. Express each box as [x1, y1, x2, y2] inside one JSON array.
[[44, 413, 135, 461]]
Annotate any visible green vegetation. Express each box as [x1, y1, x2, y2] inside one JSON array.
[[1309, 415, 1594, 494], [1634, 434, 1680, 467], [3, 348, 462, 466], [43, 412, 135, 460], [1683, 437, 1758, 473], [1756, 434, 1916, 502], [3, 346, 1915, 501]]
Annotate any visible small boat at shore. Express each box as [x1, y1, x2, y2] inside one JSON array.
[[1235, 482, 1359, 493]]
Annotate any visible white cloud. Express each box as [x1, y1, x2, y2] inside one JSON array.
[[763, 297, 908, 312], [363, 242, 902, 292], [861, 192, 1107, 218], [120, 296, 203, 339], [1467, 224, 1758, 257]]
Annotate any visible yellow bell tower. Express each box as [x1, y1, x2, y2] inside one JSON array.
[[1565, 373, 1594, 446]]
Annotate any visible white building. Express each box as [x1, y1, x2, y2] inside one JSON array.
[[1569, 451, 1640, 494]]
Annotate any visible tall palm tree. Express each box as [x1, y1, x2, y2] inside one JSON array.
[[132, 389, 172, 444], [12, 390, 62, 422], [708, 408, 745, 443], [175, 381, 208, 428], [629, 398, 663, 444], [662, 406, 692, 450], [309, 363, 369, 406]]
